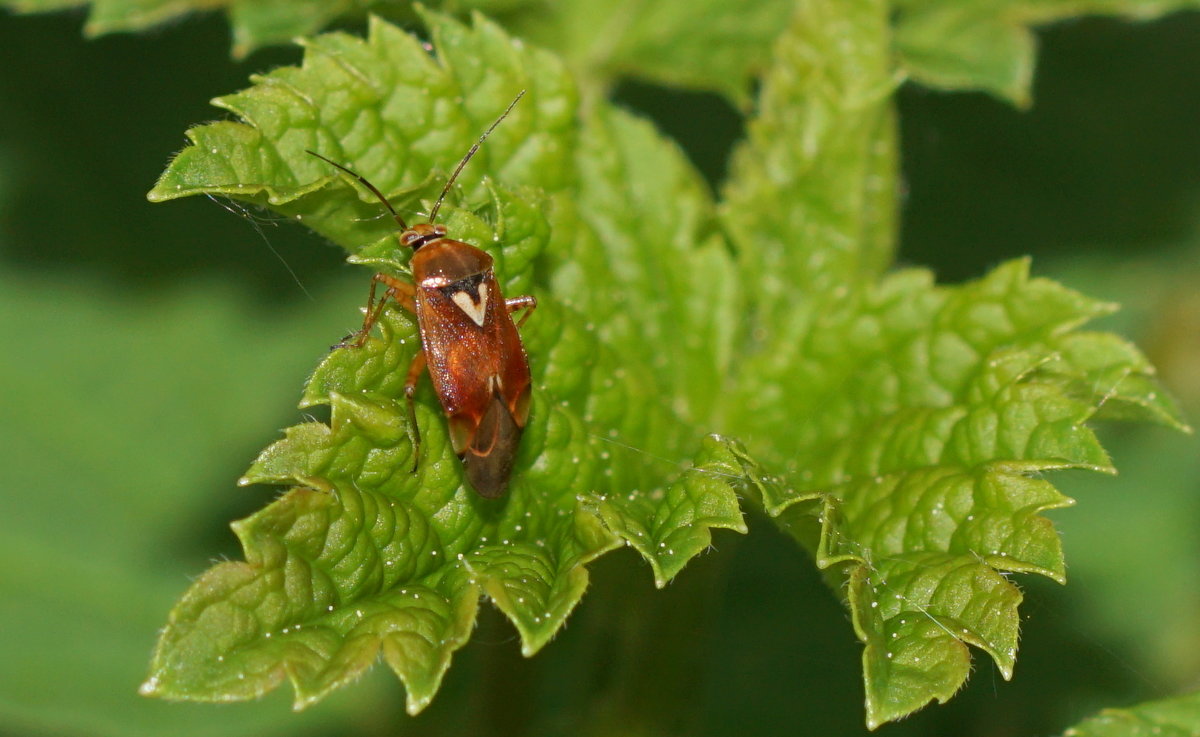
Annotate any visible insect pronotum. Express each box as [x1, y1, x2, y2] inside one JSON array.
[[308, 91, 534, 498]]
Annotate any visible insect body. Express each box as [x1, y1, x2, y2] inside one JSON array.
[[308, 92, 534, 498]]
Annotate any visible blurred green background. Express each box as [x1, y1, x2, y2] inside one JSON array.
[[1, 8, 1197, 737]]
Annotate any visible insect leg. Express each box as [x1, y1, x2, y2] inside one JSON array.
[[336, 274, 416, 348], [404, 350, 428, 472], [505, 295, 537, 328]]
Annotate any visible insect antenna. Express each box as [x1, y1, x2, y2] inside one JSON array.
[[305, 150, 408, 230], [428, 89, 526, 224]]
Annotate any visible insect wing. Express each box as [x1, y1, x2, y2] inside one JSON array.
[[462, 393, 522, 498]]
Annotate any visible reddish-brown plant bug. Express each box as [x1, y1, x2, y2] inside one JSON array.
[[308, 91, 534, 499]]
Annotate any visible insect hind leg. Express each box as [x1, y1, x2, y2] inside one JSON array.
[[403, 350, 427, 472]]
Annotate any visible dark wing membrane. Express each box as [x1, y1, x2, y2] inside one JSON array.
[[462, 390, 523, 498]]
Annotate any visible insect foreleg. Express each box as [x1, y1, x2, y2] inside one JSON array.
[[336, 274, 417, 349]]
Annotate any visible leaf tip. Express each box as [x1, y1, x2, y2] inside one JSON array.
[[147, 168, 210, 203], [137, 675, 161, 697], [1008, 87, 1033, 111], [652, 574, 671, 590], [291, 689, 326, 712], [405, 694, 433, 716], [146, 183, 179, 203], [230, 42, 254, 61], [81, 18, 111, 40]]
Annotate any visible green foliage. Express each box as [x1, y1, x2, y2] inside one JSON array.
[[499, 0, 794, 104], [1060, 690, 1200, 736], [1, 0, 379, 56], [3, 0, 792, 99], [718, 5, 1184, 721], [893, 0, 1200, 105], [142, 8, 763, 716], [111, 0, 1190, 730], [15, 0, 1200, 106]]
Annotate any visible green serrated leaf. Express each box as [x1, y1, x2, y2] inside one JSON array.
[[894, 0, 1200, 105], [502, 0, 794, 104], [147, 294, 629, 712], [226, 0, 361, 58], [550, 104, 742, 424], [135, 2, 1191, 728], [142, 485, 480, 715], [5, 0, 796, 101], [1043, 330, 1191, 431], [86, 0, 219, 39], [849, 552, 1022, 729], [817, 467, 1075, 581], [716, 0, 1188, 727], [744, 258, 1139, 723], [893, 2, 1037, 106], [720, 0, 898, 340], [13, 0, 1200, 111], [1061, 690, 1200, 737], [144, 15, 778, 711], [584, 434, 763, 588], [147, 10, 576, 252], [733, 259, 1119, 474], [2, 0, 376, 57]]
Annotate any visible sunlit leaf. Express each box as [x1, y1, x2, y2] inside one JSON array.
[[894, 0, 1200, 105], [718, 1, 1186, 726], [1060, 690, 1200, 737], [143, 11, 764, 712]]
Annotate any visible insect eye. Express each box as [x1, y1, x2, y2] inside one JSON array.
[[400, 232, 417, 246], [434, 224, 447, 236]]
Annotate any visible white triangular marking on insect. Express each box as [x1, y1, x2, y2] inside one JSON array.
[[452, 282, 488, 326]]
